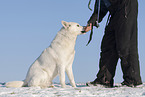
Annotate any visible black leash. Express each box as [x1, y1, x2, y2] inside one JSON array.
[[87, 0, 100, 46], [88, 0, 93, 11], [86, 25, 94, 46]]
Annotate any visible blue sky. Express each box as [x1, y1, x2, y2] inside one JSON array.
[[0, 0, 144, 84]]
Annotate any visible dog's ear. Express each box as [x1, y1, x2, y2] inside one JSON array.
[[61, 21, 69, 29]]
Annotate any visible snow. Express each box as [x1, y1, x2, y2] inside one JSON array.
[[0, 83, 145, 97]]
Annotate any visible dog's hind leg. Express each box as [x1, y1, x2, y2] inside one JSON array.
[[27, 77, 40, 87], [27, 70, 50, 88]]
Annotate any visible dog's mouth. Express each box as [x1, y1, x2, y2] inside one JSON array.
[[81, 26, 87, 34], [81, 31, 86, 34]]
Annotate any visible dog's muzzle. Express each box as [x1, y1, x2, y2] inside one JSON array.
[[81, 26, 87, 34]]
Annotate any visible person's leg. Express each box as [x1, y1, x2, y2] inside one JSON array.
[[91, 23, 119, 87], [115, 0, 142, 86]]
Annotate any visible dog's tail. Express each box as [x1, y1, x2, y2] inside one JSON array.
[[5, 81, 25, 88]]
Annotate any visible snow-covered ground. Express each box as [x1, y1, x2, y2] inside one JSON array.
[[0, 83, 145, 97]]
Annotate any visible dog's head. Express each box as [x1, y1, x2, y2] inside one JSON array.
[[61, 21, 86, 35]]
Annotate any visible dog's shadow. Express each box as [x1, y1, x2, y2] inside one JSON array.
[[53, 82, 86, 88], [67, 83, 86, 87], [0, 82, 87, 88]]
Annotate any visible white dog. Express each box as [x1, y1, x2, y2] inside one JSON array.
[[6, 21, 85, 88]]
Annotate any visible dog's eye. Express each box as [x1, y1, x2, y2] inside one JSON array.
[[77, 25, 79, 27]]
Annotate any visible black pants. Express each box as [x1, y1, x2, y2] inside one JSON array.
[[96, 0, 142, 85]]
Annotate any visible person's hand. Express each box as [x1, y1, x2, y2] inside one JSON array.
[[84, 23, 92, 32]]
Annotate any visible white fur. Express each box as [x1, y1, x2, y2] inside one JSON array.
[[6, 21, 85, 88]]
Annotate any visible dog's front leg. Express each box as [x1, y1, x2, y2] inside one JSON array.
[[58, 66, 66, 88], [66, 66, 76, 87], [66, 52, 76, 87]]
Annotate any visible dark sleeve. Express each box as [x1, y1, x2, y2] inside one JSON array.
[[88, 0, 109, 26]]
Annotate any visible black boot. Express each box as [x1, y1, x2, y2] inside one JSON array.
[[86, 78, 114, 88], [121, 80, 142, 87]]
